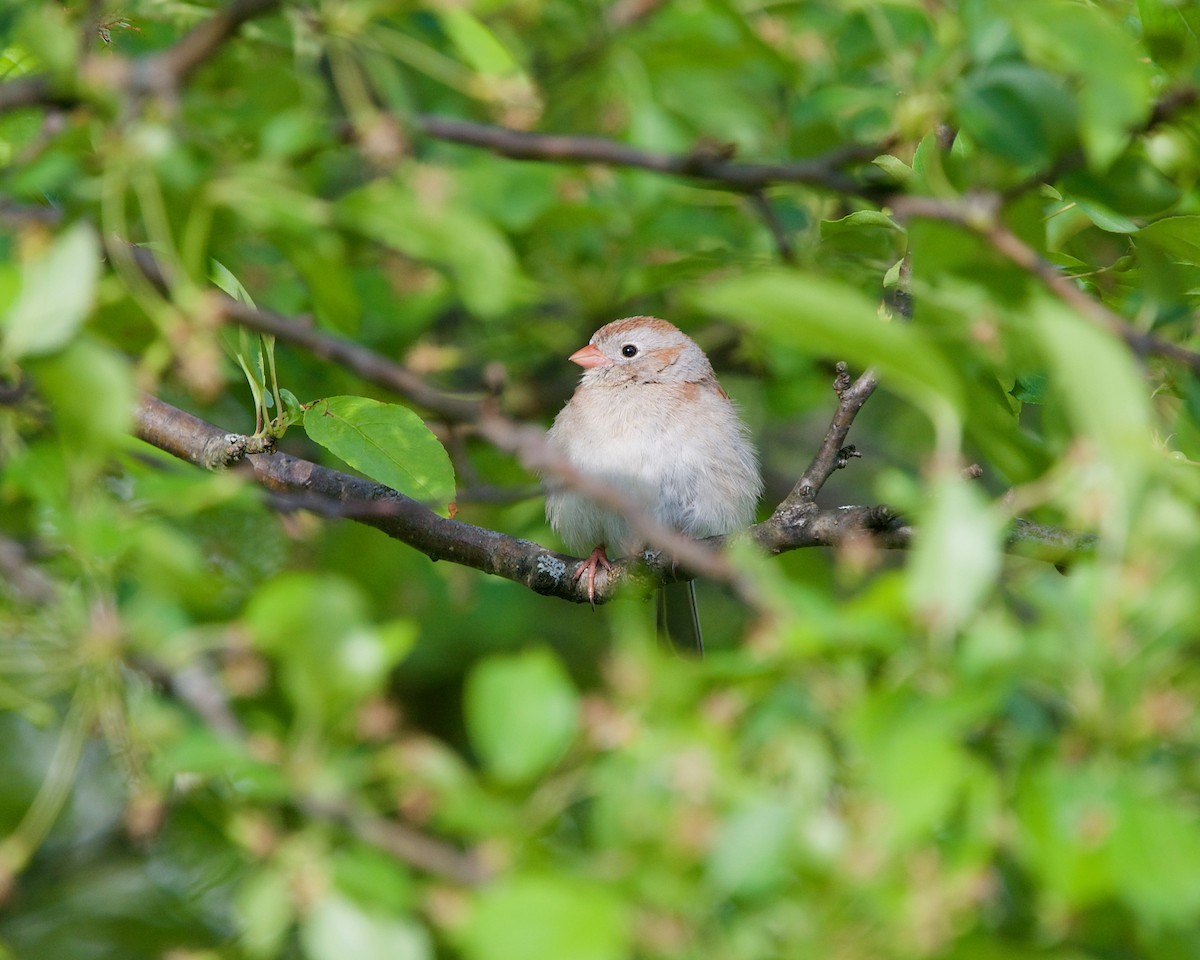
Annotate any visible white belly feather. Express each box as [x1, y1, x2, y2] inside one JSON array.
[[545, 381, 760, 557]]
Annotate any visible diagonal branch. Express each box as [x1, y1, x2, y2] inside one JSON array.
[[0, 0, 281, 115], [889, 194, 1200, 373], [141, 0, 280, 88], [125, 244, 482, 423]]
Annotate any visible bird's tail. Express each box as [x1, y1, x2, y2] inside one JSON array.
[[657, 580, 703, 655]]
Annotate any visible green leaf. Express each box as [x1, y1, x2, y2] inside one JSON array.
[[464, 649, 579, 784], [235, 868, 294, 960], [1063, 153, 1180, 218], [1072, 198, 1140, 235], [1110, 790, 1200, 924], [1027, 297, 1154, 497], [303, 396, 456, 511], [1138, 0, 1200, 69], [286, 234, 362, 334], [333, 844, 416, 915], [439, 9, 521, 77], [302, 894, 431, 960], [695, 270, 965, 417], [955, 62, 1075, 168], [1138, 215, 1200, 266], [28, 338, 135, 451], [277, 388, 305, 428], [211, 258, 257, 307], [15, 4, 76, 74], [2, 222, 100, 360], [906, 476, 1004, 636], [232, 327, 270, 424], [819, 210, 906, 264], [1016, 762, 1117, 906], [1007, 0, 1153, 167], [871, 154, 914, 186], [706, 798, 795, 897], [339, 179, 530, 319], [462, 876, 627, 960], [244, 572, 416, 719], [1011, 373, 1046, 405]]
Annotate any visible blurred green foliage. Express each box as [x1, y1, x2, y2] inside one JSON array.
[[2, 0, 1200, 958]]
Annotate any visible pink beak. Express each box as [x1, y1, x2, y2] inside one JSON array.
[[568, 343, 610, 368]]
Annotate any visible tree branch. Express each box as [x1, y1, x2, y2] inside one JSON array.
[[889, 193, 1200, 373], [414, 114, 883, 196], [140, 0, 280, 88], [125, 245, 483, 424], [135, 394, 621, 603], [0, 0, 280, 115], [747, 189, 797, 263], [133, 395, 1095, 609], [299, 797, 487, 885], [780, 362, 878, 510], [125, 244, 761, 603]]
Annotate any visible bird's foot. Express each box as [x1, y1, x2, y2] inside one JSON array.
[[572, 544, 613, 609]]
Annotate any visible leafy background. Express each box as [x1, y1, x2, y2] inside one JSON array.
[[3, 0, 1200, 958]]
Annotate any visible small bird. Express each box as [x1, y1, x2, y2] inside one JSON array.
[[544, 316, 762, 652]]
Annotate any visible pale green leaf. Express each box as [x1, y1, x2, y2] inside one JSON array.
[[1110, 790, 1200, 923], [302, 894, 431, 960], [339, 179, 529, 319], [695, 270, 964, 414], [29, 338, 135, 451], [211, 258, 257, 306], [2, 222, 100, 360], [1028, 297, 1153, 495], [906, 476, 1003, 635], [706, 798, 795, 897], [463, 876, 626, 960], [235, 868, 294, 960], [244, 572, 415, 718], [464, 649, 579, 784], [439, 9, 520, 77]]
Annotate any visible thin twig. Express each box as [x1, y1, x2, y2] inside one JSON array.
[[133, 656, 247, 740], [300, 798, 486, 885], [142, 0, 279, 88], [0, 75, 68, 114], [222, 299, 483, 422], [0, 0, 280, 115], [415, 114, 882, 196], [779, 363, 879, 511], [124, 244, 483, 423], [0, 535, 57, 606], [747, 190, 796, 263]]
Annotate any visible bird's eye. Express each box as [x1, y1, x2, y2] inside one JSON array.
[[621, 344, 638, 358]]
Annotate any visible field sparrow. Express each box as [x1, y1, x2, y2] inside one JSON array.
[[544, 317, 762, 652]]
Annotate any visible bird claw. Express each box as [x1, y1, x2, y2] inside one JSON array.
[[572, 544, 613, 609]]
